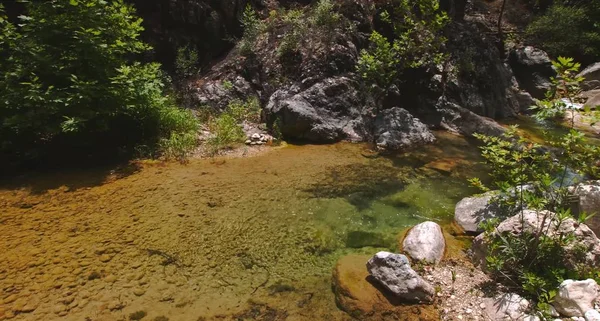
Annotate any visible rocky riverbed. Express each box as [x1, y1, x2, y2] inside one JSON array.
[[0, 132, 487, 321]]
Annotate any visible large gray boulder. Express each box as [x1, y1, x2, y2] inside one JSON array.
[[454, 192, 503, 234], [579, 62, 600, 83], [570, 181, 600, 236], [436, 99, 506, 137], [374, 107, 436, 150], [553, 279, 600, 317], [508, 46, 557, 99], [265, 77, 368, 143], [402, 221, 445, 264], [472, 210, 600, 269], [366, 252, 435, 303]]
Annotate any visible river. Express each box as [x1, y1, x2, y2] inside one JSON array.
[[0, 131, 488, 320]]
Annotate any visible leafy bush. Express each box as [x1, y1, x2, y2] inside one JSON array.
[[175, 45, 200, 79], [0, 0, 198, 164], [526, 3, 600, 64], [357, 0, 449, 91], [310, 0, 341, 29], [204, 97, 261, 154], [239, 5, 264, 55], [472, 58, 600, 312]]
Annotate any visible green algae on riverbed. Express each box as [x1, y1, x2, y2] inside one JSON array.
[[0, 131, 485, 321]]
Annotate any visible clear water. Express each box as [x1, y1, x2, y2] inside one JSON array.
[[0, 131, 486, 320]]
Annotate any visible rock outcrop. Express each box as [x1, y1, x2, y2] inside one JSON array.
[[402, 221, 445, 264], [570, 181, 600, 236], [508, 46, 556, 99], [265, 77, 369, 143], [579, 62, 600, 83], [553, 279, 600, 317], [366, 252, 435, 303], [454, 192, 500, 234], [437, 99, 506, 138], [374, 107, 436, 151], [472, 210, 600, 269], [332, 254, 439, 320]]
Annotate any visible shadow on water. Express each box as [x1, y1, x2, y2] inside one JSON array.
[[0, 161, 142, 194], [302, 162, 408, 211]]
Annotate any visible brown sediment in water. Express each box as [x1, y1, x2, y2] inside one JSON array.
[[0, 134, 485, 321]]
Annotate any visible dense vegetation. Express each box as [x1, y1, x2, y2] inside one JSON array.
[[0, 0, 198, 166], [471, 57, 600, 315], [525, 0, 600, 64]]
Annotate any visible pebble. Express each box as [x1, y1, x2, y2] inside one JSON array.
[[99, 254, 112, 263], [52, 304, 66, 314], [104, 274, 117, 283], [465, 308, 473, 315], [133, 288, 146, 296]]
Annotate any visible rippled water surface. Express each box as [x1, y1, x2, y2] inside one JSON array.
[[0, 131, 486, 320]]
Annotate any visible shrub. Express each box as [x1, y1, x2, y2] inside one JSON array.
[[357, 0, 449, 91], [310, 0, 341, 29], [0, 1, 199, 164], [204, 97, 261, 154], [472, 57, 600, 313], [526, 3, 600, 64], [175, 45, 199, 79], [239, 5, 264, 55], [206, 114, 245, 154]]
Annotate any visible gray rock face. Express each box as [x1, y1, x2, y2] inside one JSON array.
[[514, 90, 537, 113], [570, 181, 600, 237], [265, 77, 369, 143], [482, 293, 530, 321], [374, 107, 436, 150], [437, 99, 506, 138], [553, 279, 600, 317], [579, 62, 600, 83], [472, 210, 600, 269], [509, 46, 557, 99], [366, 252, 435, 303], [585, 93, 600, 109], [402, 221, 445, 264], [454, 192, 500, 234]]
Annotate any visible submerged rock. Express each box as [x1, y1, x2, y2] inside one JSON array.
[[472, 210, 600, 269], [553, 279, 600, 317], [332, 254, 439, 320], [402, 221, 445, 264], [374, 107, 436, 151], [345, 230, 393, 249], [366, 252, 435, 303]]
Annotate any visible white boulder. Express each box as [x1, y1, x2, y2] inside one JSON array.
[[402, 221, 445, 264], [553, 279, 600, 317]]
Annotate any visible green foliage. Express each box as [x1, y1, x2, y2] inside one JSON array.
[[204, 97, 261, 154], [473, 58, 600, 309], [0, 0, 199, 163], [357, 32, 400, 90], [357, 0, 449, 91], [310, 0, 341, 29], [525, 2, 600, 63], [240, 5, 264, 55], [222, 80, 234, 91], [175, 45, 199, 79]]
